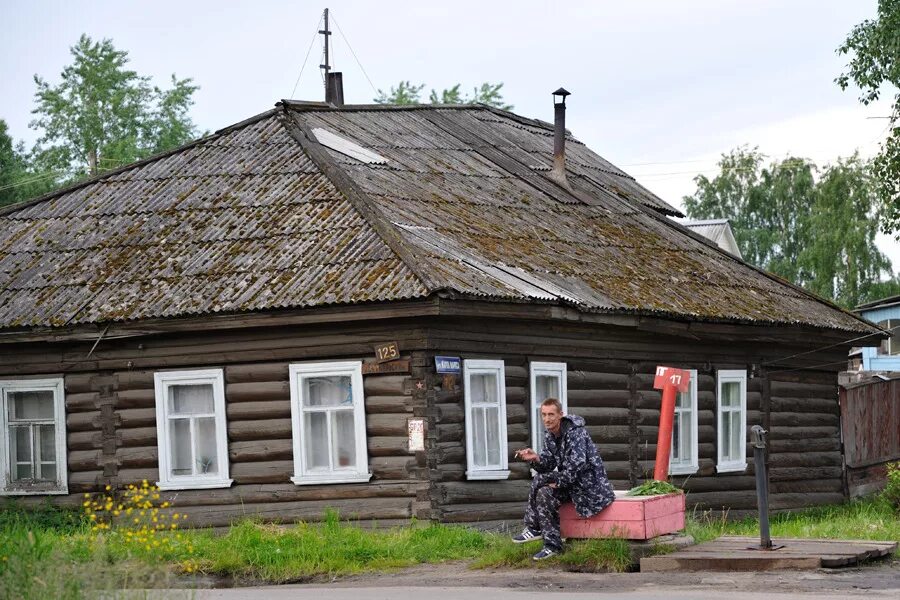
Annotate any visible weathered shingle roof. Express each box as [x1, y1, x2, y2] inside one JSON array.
[[0, 102, 878, 336]]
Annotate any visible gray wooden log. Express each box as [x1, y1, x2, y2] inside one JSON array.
[[68, 430, 102, 450], [229, 439, 293, 462], [440, 501, 524, 522], [114, 371, 156, 390], [769, 412, 840, 428], [367, 436, 409, 457], [566, 371, 630, 391], [437, 480, 531, 504], [770, 478, 843, 494], [769, 451, 842, 468], [225, 381, 290, 403], [66, 392, 100, 412], [66, 410, 101, 432], [64, 373, 95, 394], [365, 395, 413, 413], [179, 496, 412, 528], [231, 460, 293, 484], [228, 418, 293, 441], [115, 388, 155, 409], [156, 481, 419, 507], [225, 362, 288, 384], [117, 407, 157, 428], [363, 375, 409, 396], [117, 426, 158, 447], [226, 400, 291, 421], [366, 414, 408, 437], [370, 456, 417, 479], [566, 389, 632, 407]]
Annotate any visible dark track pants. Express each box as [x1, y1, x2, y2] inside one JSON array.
[[523, 473, 571, 551]]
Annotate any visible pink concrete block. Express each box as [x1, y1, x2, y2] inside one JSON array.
[[559, 491, 685, 540]]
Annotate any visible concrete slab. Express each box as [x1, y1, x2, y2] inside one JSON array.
[[640, 536, 897, 572]]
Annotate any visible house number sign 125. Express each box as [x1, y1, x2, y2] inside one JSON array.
[[374, 341, 400, 363]]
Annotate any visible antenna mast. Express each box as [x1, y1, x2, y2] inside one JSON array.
[[319, 8, 332, 89]]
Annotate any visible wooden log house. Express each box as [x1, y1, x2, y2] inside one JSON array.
[[0, 95, 885, 528]]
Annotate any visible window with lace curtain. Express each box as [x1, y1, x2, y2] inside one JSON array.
[[0, 378, 67, 495], [464, 359, 510, 480], [716, 369, 747, 473], [153, 369, 232, 490], [289, 361, 370, 485]]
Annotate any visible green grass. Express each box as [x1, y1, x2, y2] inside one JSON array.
[[190, 512, 491, 581], [686, 496, 900, 554], [2, 495, 898, 598]]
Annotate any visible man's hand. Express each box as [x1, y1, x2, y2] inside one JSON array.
[[515, 448, 539, 462]]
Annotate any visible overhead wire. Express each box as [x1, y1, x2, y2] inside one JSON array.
[[290, 11, 324, 99], [330, 11, 379, 97], [761, 322, 900, 368]]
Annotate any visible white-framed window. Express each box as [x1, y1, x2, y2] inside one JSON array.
[[0, 378, 67, 495], [716, 369, 747, 473], [669, 369, 699, 475], [463, 359, 509, 480], [154, 369, 232, 490], [289, 361, 370, 486], [529, 362, 568, 455]]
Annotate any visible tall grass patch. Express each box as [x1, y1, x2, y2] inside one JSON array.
[[687, 496, 900, 555], [191, 511, 491, 582]]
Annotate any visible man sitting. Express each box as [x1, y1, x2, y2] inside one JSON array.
[[513, 397, 615, 560]]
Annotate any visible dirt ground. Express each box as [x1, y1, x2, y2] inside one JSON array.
[[318, 556, 900, 595]]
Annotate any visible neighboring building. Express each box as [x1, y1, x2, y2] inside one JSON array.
[[855, 294, 900, 371], [681, 219, 743, 258], [0, 94, 883, 526]]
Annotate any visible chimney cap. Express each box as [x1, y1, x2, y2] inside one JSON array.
[[552, 87, 571, 98]]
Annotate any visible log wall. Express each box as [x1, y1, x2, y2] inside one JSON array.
[[0, 307, 853, 526], [3, 320, 431, 527], [425, 317, 849, 523]]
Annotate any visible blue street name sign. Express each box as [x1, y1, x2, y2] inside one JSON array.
[[434, 356, 461, 374]]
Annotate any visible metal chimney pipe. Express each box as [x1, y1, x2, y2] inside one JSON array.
[[551, 87, 571, 186], [326, 72, 344, 107]]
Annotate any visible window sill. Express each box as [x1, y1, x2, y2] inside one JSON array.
[[716, 462, 747, 474], [669, 465, 699, 476], [156, 478, 233, 491], [0, 487, 68, 496], [466, 469, 511, 481], [291, 473, 372, 486]]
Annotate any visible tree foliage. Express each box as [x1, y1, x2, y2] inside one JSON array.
[[0, 119, 56, 208], [374, 81, 513, 110], [30, 34, 200, 180], [837, 0, 900, 238], [684, 147, 899, 307]]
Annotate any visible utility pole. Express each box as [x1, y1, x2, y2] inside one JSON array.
[[319, 8, 332, 90]]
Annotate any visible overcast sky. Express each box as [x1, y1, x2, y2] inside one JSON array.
[[2, 0, 897, 270]]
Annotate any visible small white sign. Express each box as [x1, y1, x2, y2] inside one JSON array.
[[408, 418, 425, 452]]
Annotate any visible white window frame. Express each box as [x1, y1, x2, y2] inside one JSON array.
[[289, 361, 371, 486], [669, 369, 699, 476], [716, 369, 748, 473], [154, 369, 233, 490], [529, 362, 568, 454], [463, 359, 510, 480], [0, 378, 67, 495]]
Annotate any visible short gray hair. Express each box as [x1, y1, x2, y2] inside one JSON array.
[[540, 397, 563, 413]]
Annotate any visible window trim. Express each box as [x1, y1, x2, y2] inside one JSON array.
[[529, 361, 568, 453], [463, 359, 510, 480], [669, 369, 699, 476], [154, 369, 233, 491], [0, 378, 68, 496], [716, 369, 748, 473], [288, 361, 371, 486]]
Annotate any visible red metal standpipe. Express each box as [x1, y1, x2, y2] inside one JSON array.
[[653, 383, 677, 481]]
